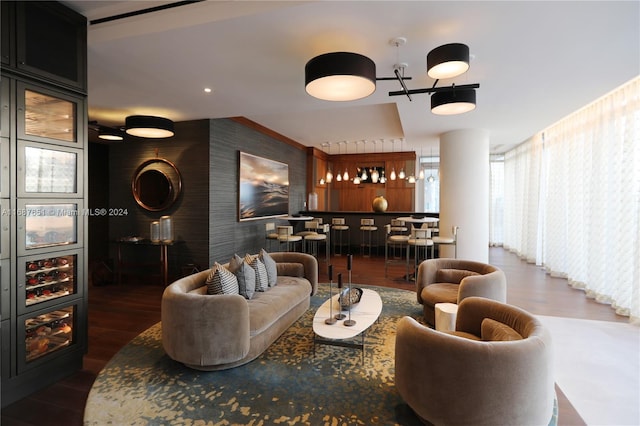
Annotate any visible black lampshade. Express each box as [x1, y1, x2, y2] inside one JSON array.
[[305, 52, 376, 101], [431, 89, 476, 115], [427, 43, 470, 79], [125, 115, 174, 138], [98, 126, 125, 141]]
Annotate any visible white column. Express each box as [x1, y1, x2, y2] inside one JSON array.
[[439, 129, 490, 262]]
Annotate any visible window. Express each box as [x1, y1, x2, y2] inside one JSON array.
[[421, 156, 439, 213]]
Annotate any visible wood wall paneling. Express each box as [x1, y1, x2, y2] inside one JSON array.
[[312, 151, 416, 212]]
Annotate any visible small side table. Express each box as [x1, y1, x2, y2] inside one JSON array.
[[435, 302, 458, 332], [114, 239, 182, 286]]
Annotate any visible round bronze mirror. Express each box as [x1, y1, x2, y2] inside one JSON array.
[[132, 158, 182, 211]]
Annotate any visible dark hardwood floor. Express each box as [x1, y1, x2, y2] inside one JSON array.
[[1, 247, 626, 425]]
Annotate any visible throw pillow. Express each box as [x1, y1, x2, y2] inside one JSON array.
[[481, 318, 523, 341], [259, 249, 277, 287], [228, 254, 256, 299], [205, 262, 239, 295], [245, 254, 268, 292]]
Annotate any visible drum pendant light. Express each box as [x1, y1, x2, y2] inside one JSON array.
[[98, 128, 124, 141], [427, 43, 470, 80], [305, 52, 376, 101], [388, 42, 479, 115], [125, 115, 175, 138], [431, 88, 476, 115]]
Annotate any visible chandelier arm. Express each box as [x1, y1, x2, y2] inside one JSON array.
[[375, 76, 412, 81], [388, 83, 480, 97], [393, 68, 412, 101]]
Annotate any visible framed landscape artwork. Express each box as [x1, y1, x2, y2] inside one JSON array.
[[238, 152, 289, 221]]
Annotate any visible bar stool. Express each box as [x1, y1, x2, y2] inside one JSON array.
[[265, 222, 278, 251], [389, 219, 408, 258], [406, 227, 433, 280], [296, 220, 320, 238], [390, 218, 408, 234], [295, 217, 322, 238], [277, 225, 302, 252], [360, 218, 378, 257], [432, 225, 459, 258], [331, 218, 350, 256], [304, 223, 329, 263], [384, 224, 409, 277]]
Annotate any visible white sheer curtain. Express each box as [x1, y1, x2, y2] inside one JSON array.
[[503, 134, 543, 264], [503, 76, 640, 320], [489, 156, 504, 246]]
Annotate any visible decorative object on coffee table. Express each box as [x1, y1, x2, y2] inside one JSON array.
[[344, 254, 356, 326], [325, 265, 337, 325], [334, 273, 346, 320], [339, 287, 363, 310]]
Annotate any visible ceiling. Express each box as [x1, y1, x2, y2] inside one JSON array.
[[63, 1, 639, 155]]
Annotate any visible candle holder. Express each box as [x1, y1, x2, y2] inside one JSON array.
[[344, 254, 356, 327], [159, 215, 173, 242], [150, 220, 160, 242], [334, 273, 346, 320], [325, 264, 337, 325]]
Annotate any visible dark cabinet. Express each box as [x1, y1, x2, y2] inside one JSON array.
[[6, 2, 87, 92], [16, 82, 84, 146], [1, 2, 13, 66], [0, 199, 8, 259], [1, 77, 10, 138], [1, 261, 9, 321], [18, 302, 83, 373], [1, 319, 11, 380], [0, 138, 8, 197], [0, 1, 87, 407], [19, 251, 82, 315]]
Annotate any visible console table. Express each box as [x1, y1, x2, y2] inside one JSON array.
[[114, 239, 182, 286]]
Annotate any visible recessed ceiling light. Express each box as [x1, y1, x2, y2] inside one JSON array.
[[204, 87, 212, 93]]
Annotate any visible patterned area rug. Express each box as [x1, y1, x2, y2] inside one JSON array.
[[84, 284, 427, 425]]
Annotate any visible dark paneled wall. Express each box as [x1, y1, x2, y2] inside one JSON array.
[[209, 118, 307, 264], [101, 117, 306, 279], [88, 142, 110, 262], [108, 119, 210, 277]]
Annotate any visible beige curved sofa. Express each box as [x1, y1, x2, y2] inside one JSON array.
[[416, 258, 507, 326], [395, 297, 555, 425], [162, 252, 317, 371]]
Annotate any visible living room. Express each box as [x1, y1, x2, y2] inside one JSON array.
[[1, 1, 638, 424]]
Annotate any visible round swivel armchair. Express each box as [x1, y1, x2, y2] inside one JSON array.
[[416, 258, 507, 326], [395, 297, 556, 426]]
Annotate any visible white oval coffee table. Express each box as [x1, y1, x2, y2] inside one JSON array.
[[312, 288, 382, 361]]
